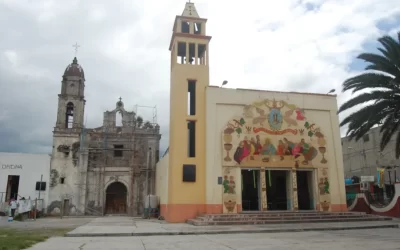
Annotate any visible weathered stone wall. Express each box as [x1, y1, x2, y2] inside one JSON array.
[[48, 135, 81, 216]]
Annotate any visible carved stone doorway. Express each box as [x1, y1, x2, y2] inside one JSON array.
[[105, 182, 127, 214]]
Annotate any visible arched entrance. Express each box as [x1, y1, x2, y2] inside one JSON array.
[[105, 182, 127, 214]]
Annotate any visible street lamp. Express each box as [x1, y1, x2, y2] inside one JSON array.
[[221, 80, 228, 87]]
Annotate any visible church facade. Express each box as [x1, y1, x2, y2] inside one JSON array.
[[48, 57, 161, 216], [156, 2, 346, 222]]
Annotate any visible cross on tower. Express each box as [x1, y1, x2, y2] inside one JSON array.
[[119, 97, 122, 102], [72, 42, 80, 56]]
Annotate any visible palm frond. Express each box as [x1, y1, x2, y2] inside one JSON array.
[[380, 120, 400, 151], [377, 35, 400, 68], [340, 31, 400, 156], [338, 91, 394, 113], [358, 53, 399, 78], [342, 72, 394, 93], [378, 33, 400, 68], [341, 100, 396, 142]]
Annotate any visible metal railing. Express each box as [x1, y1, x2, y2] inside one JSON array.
[[365, 190, 393, 208], [0, 192, 20, 202]]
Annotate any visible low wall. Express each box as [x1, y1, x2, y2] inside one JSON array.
[[348, 183, 400, 217]]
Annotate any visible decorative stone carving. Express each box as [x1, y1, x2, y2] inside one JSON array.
[[109, 176, 120, 182]]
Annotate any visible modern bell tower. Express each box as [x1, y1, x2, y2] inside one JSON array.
[[166, 1, 211, 222]]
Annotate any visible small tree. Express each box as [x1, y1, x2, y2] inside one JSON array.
[[143, 121, 154, 129], [136, 116, 143, 128]]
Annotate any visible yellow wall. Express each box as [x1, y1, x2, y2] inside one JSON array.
[[166, 36, 210, 221], [205, 87, 347, 212]]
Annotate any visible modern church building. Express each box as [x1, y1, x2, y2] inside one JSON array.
[[156, 2, 347, 222]]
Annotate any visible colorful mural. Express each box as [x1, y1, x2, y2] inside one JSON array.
[[222, 167, 237, 213], [318, 168, 331, 211], [222, 99, 328, 168]]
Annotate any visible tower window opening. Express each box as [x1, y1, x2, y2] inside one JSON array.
[[194, 23, 202, 34], [187, 121, 196, 157], [114, 145, 124, 157], [116, 111, 123, 127], [188, 80, 196, 116], [188, 43, 195, 65], [66, 102, 74, 128], [181, 21, 190, 33], [197, 44, 207, 65], [177, 42, 187, 64]]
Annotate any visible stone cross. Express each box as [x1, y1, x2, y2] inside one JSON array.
[[72, 42, 80, 56]]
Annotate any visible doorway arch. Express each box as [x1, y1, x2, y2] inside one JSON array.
[[105, 181, 127, 214]]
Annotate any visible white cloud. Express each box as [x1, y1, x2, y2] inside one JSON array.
[[4, 50, 18, 67], [0, 0, 399, 154]]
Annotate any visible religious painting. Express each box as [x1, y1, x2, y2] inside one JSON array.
[[222, 167, 238, 213], [222, 98, 329, 168], [317, 168, 331, 211]]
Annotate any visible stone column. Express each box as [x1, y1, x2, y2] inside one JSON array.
[[291, 168, 299, 211], [260, 168, 268, 211]]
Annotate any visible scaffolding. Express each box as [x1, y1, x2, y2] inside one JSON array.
[[76, 104, 159, 216], [134, 105, 157, 124]]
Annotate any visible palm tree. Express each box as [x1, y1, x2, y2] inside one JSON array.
[[338, 32, 400, 158]]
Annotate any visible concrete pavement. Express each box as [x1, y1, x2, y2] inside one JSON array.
[[28, 228, 400, 249], [65, 216, 399, 237]]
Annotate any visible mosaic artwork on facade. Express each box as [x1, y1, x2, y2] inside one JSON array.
[[260, 168, 267, 211], [318, 168, 331, 211], [222, 167, 237, 213], [291, 169, 299, 210], [222, 99, 328, 168]]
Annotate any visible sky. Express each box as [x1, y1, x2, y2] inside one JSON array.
[[0, 0, 400, 155]]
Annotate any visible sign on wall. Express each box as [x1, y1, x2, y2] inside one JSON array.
[[1, 164, 23, 170], [361, 176, 374, 182]]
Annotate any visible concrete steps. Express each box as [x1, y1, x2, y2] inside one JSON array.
[[186, 212, 393, 226]]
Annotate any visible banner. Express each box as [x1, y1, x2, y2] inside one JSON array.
[[376, 168, 385, 188], [17, 200, 32, 214]]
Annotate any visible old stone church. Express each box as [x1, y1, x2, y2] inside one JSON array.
[[47, 57, 161, 216]]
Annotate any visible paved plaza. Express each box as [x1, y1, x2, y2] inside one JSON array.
[[2, 216, 399, 249], [65, 216, 398, 236], [28, 228, 400, 250]]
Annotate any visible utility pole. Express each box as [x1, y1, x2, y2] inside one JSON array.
[[38, 175, 43, 200], [35, 174, 43, 221]]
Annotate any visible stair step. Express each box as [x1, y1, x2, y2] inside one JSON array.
[[198, 215, 376, 222], [203, 212, 365, 218], [187, 217, 392, 226]]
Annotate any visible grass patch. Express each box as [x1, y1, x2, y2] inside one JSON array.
[[0, 228, 72, 250]]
